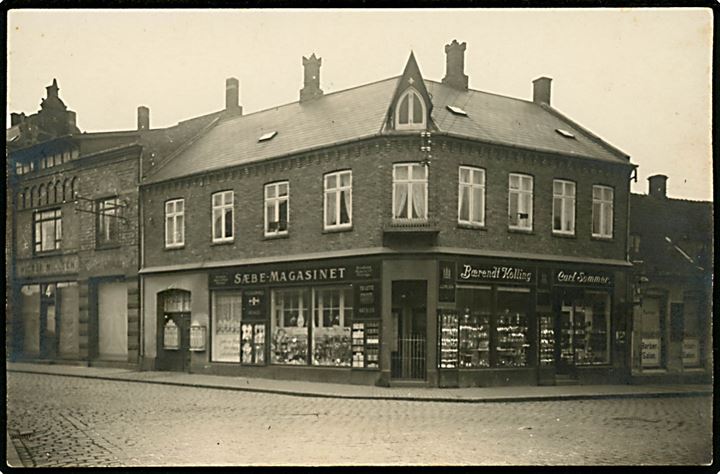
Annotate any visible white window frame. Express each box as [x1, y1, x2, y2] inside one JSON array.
[[212, 190, 234, 243], [508, 173, 534, 231], [323, 170, 352, 230], [264, 181, 289, 237], [33, 208, 62, 253], [165, 198, 185, 248], [552, 179, 576, 235], [395, 88, 426, 130], [592, 185, 614, 239], [457, 166, 485, 227], [392, 163, 428, 221]]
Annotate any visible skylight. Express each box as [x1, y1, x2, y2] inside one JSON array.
[[258, 131, 277, 142], [555, 128, 576, 139], [447, 105, 468, 116]]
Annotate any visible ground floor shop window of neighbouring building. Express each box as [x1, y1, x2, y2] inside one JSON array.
[[212, 291, 242, 362], [560, 291, 611, 365], [19, 282, 79, 357], [271, 287, 353, 366], [681, 293, 702, 368]]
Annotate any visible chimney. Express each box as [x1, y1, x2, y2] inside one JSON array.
[[10, 112, 25, 126], [532, 77, 552, 105], [225, 77, 242, 115], [300, 53, 323, 102], [137, 106, 150, 131], [648, 174, 668, 199], [442, 40, 469, 91], [46, 78, 60, 99], [66, 110, 77, 131]]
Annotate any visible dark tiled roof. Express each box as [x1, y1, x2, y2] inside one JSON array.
[[630, 193, 713, 275], [146, 75, 629, 184]]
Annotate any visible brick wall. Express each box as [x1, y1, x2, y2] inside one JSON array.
[[142, 136, 631, 269]]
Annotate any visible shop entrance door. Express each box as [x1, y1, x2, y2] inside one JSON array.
[[40, 285, 58, 359], [391, 281, 427, 380], [555, 303, 575, 376], [157, 290, 192, 372]]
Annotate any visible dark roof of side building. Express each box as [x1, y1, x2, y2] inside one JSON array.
[[630, 193, 713, 275], [144, 73, 630, 184]]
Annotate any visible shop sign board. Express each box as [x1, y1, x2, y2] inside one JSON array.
[[209, 260, 380, 289], [457, 263, 534, 284], [554, 269, 613, 287], [439, 261, 456, 303], [16, 255, 79, 278], [641, 338, 661, 367], [682, 338, 700, 366], [355, 283, 380, 319], [242, 289, 267, 320]]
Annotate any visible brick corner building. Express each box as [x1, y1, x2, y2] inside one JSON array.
[[138, 41, 637, 387]]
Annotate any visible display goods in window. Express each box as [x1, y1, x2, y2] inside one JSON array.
[[495, 312, 529, 367], [539, 315, 555, 365], [439, 312, 459, 368], [458, 311, 490, 368]]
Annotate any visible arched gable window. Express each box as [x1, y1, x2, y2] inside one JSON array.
[[395, 88, 426, 130]]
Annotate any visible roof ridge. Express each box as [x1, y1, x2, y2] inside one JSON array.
[[425, 78, 536, 105], [219, 75, 402, 127]]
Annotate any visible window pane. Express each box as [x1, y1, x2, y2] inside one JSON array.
[[212, 292, 241, 363], [278, 183, 288, 196], [553, 181, 563, 194], [603, 204, 613, 236], [412, 93, 423, 124], [312, 287, 352, 367], [224, 192, 233, 205], [459, 185, 469, 221], [398, 95, 409, 125], [271, 289, 309, 365], [265, 185, 276, 199], [395, 165, 408, 180], [165, 219, 173, 245], [472, 186, 484, 223], [394, 182, 409, 219], [339, 189, 350, 225], [411, 164, 425, 180], [265, 203, 275, 232], [176, 200, 184, 212], [509, 192, 519, 226], [176, 215, 184, 243], [340, 172, 351, 187], [325, 174, 337, 189], [278, 200, 288, 231], [496, 290, 530, 367], [553, 197, 562, 230], [460, 168, 470, 184], [457, 288, 492, 368], [411, 182, 426, 219], [472, 170, 484, 185], [592, 201, 601, 234], [326, 190, 337, 226]]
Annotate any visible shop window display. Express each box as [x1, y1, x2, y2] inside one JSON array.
[[312, 287, 352, 366], [495, 288, 530, 367], [271, 289, 309, 364], [561, 291, 610, 365], [211, 292, 242, 362], [241, 323, 266, 365], [455, 287, 492, 368]]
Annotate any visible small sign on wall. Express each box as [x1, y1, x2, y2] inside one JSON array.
[[641, 338, 661, 368], [163, 320, 179, 350], [190, 325, 207, 352], [682, 338, 700, 367]]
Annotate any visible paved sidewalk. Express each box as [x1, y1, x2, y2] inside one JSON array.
[[6, 361, 712, 403], [6, 430, 24, 468]]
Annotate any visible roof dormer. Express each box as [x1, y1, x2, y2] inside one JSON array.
[[388, 52, 433, 132]]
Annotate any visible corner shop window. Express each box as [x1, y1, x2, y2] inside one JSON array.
[[211, 291, 242, 362], [495, 288, 530, 367], [271, 288, 309, 364], [456, 286, 491, 368], [561, 291, 610, 365], [312, 287, 352, 366]]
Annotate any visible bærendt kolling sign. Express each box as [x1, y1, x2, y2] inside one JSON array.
[[457, 264, 534, 283]]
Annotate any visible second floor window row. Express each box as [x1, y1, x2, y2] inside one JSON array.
[[160, 167, 615, 248]]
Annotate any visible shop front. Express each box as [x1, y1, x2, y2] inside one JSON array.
[[436, 258, 629, 387], [148, 257, 383, 385]]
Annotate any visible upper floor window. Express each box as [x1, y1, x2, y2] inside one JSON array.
[[265, 181, 289, 236], [395, 88, 426, 130], [458, 166, 485, 226], [592, 185, 614, 238], [509, 174, 534, 231], [97, 197, 121, 247], [165, 198, 185, 248], [34, 209, 62, 253], [324, 170, 352, 230], [212, 190, 234, 243], [393, 163, 427, 221], [552, 179, 576, 235]]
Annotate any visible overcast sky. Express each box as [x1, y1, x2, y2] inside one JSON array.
[[7, 8, 713, 201]]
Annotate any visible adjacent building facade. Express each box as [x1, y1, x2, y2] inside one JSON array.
[[138, 41, 636, 387], [629, 175, 713, 383], [6, 80, 221, 367]]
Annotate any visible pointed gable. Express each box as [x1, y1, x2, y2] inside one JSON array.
[[387, 52, 433, 131]]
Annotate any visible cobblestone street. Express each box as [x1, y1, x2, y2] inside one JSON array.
[[6, 372, 713, 466]]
